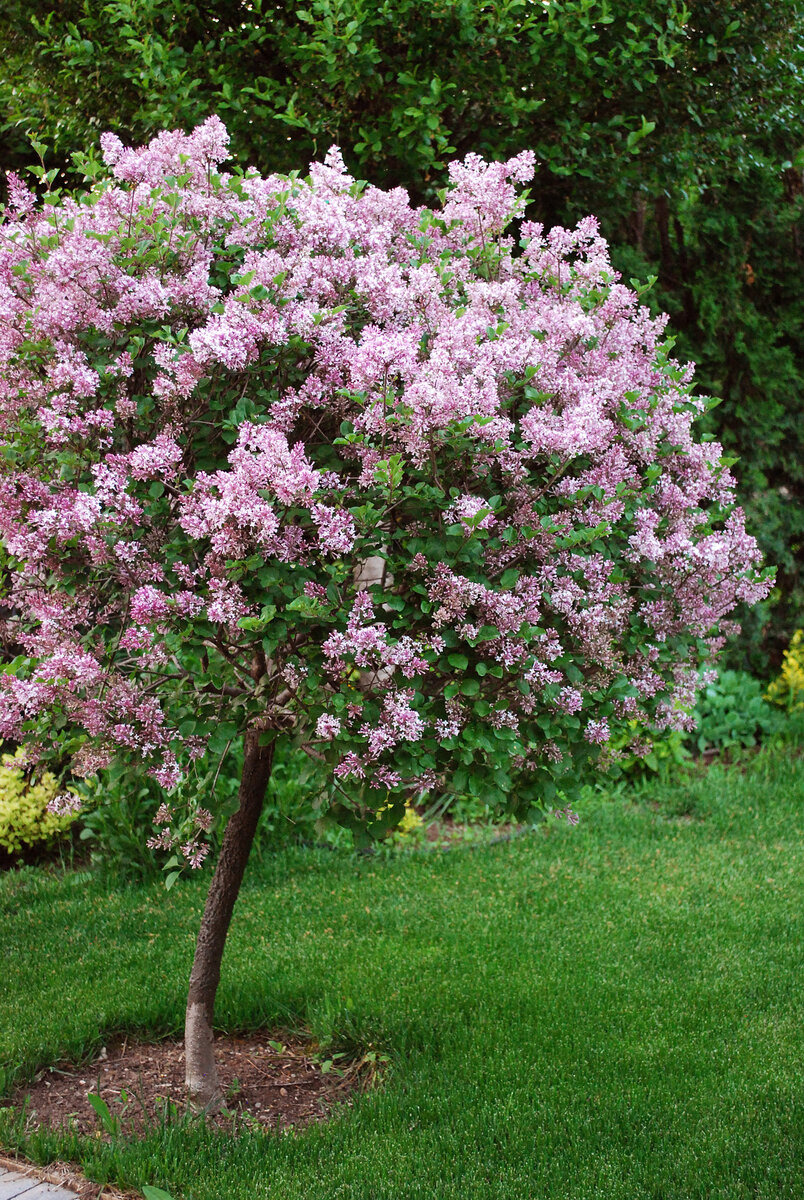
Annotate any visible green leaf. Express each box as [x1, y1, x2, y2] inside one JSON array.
[[476, 626, 499, 641], [237, 604, 277, 631], [87, 1092, 116, 1134], [448, 653, 469, 670]]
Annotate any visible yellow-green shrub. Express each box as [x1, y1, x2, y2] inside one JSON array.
[[0, 750, 76, 856], [766, 630, 804, 712], [395, 801, 424, 840]]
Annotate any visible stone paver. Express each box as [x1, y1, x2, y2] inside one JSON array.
[[0, 1168, 76, 1199]]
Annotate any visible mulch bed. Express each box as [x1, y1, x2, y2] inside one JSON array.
[[11, 1033, 364, 1138]]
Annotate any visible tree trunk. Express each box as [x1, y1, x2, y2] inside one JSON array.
[[185, 729, 274, 1112]]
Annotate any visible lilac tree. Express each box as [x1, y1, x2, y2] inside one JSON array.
[[0, 119, 770, 1109]]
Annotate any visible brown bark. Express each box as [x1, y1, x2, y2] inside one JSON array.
[[185, 729, 275, 1111]]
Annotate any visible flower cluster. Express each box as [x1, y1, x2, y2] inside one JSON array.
[[0, 118, 770, 833]]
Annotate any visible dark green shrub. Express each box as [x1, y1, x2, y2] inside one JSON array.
[[688, 670, 783, 756], [77, 771, 165, 883], [606, 726, 692, 786], [76, 739, 334, 882]]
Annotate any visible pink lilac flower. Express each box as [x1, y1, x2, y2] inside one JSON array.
[[584, 719, 610, 745], [147, 829, 177, 851], [182, 841, 210, 869], [150, 760, 182, 789], [334, 752, 366, 780], [316, 714, 342, 740], [130, 586, 171, 624], [556, 686, 583, 715], [371, 766, 402, 790], [312, 504, 357, 555], [554, 806, 580, 826], [46, 792, 83, 817], [446, 494, 496, 531]]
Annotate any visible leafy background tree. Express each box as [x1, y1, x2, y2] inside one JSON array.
[[1, 0, 801, 671]]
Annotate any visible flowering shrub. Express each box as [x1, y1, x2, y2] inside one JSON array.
[[0, 118, 773, 1109], [0, 749, 76, 857], [766, 630, 804, 712], [0, 117, 771, 845]]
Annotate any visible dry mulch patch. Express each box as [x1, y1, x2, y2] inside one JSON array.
[[11, 1033, 365, 1138]]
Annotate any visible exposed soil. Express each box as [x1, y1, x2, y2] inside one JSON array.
[[11, 1033, 366, 1138]]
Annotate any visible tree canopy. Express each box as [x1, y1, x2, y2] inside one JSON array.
[[2, 1, 801, 670], [0, 119, 771, 1103]]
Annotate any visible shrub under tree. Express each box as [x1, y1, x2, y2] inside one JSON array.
[[0, 120, 770, 1108]]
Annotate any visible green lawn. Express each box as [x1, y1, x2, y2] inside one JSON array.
[[2, 748, 804, 1199]]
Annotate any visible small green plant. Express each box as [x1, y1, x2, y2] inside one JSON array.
[[606, 724, 692, 785], [766, 630, 804, 712], [86, 1092, 121, 1138], [319, 1054, 346, 1075], [0, 749, 77, 858], [690, 670, 782, 755]]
